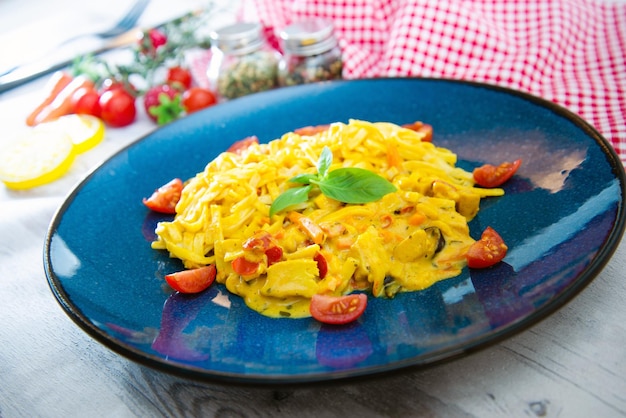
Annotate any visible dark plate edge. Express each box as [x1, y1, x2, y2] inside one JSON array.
[[41, 77, 626, 386]]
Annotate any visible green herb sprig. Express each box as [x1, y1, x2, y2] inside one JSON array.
[[269, 146, 397, 217], [71, 9, 214, 93]]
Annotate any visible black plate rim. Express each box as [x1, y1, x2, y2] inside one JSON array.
[[43, 77, 626, 385]]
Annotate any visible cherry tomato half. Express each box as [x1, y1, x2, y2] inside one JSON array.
[[142, 178, 184, 214], [241, 230, 283, 266], [182, 87, 217, 114], [294, 125, 330, 136], [242, 230, 275, 252], [165, 265, 216, 294], [310, 294, 367, 325], [99, 88, 136, 127], [466, 226, 508, 269], [402, 121, 433, 142], [227, 136, 259, 155], [232, 256, 260, 276], [265, 246, 283, 266], [473, 159, 522, 188]]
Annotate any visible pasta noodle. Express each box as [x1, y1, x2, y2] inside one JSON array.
[[152, 120, 504, 318]]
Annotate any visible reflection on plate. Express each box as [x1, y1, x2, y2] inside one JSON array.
[[44, 78, 626, 384]]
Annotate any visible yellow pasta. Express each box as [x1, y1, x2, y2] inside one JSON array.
[[152, 119, 504, 318]]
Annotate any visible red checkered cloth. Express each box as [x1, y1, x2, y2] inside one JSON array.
[[226, 0, 626, 163]]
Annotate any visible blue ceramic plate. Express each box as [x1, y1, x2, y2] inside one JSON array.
[[44, 78, 626, 384]]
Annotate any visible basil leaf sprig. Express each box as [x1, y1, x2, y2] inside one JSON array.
[[269, 147, 397, 217]]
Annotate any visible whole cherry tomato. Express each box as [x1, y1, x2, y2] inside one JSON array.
[[99, 88, 136, 127], [166, 66, 193, 90], [182, 87, 217, 114], [71, 86, 101, 118], [149, 28, 167, 49], [143, 84, 182, 124], [138, 28, 167, 57], [100, 78, 137, 95]]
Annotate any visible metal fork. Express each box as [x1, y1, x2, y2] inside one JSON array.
[[0, 0, 150, 88], [60, 0, 151, 44]]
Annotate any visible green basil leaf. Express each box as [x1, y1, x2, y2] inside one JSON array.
[[289, 173, 318, 185], [269, 185, 312, 217], [317, 146, 333, 178], [318, 168, 397, 204]]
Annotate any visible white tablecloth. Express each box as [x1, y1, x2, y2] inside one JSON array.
[[1, 1, 625, 417]]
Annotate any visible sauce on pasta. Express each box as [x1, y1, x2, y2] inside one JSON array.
[[151, 120, 504, 318]]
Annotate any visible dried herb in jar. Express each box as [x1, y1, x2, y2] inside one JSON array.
[[215, 51, 279, 99], [207, 22, 280, 100], [278, 19, 343, 86]]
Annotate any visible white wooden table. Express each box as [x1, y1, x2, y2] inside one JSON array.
[[1, 1, 625, 417]]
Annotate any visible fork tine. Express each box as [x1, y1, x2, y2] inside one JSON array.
[[112, 0, 151, 33], [51, 0, 150, 45]]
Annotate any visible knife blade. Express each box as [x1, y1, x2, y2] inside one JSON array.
[[0, 9, 206, 95], [0, 29, 141, 94]]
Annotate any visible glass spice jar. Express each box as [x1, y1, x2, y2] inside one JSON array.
[[278, 19, 343, 87], [206, 22, 280, 100]]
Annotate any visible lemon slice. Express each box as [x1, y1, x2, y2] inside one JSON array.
[[37, 114, 105, 154], [0, 115, 106, 190], [0, 129, 76, 190]]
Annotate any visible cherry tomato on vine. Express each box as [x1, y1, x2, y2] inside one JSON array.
[[142, 178, 183, 214], [148, 28, 167, 49], [310, 294, 367, 325], [71, 86, 101, 118], [473, 159, 522, 188], [138, 28, 167, 56], [166, 66, 193, 90], [466, 226, 508, 269], [100, 78, 137, 95], [182, 87, 217, 114], [143, 84, 181, 123], [99, 88, 136, 127], [165, 265, 216, 294]]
